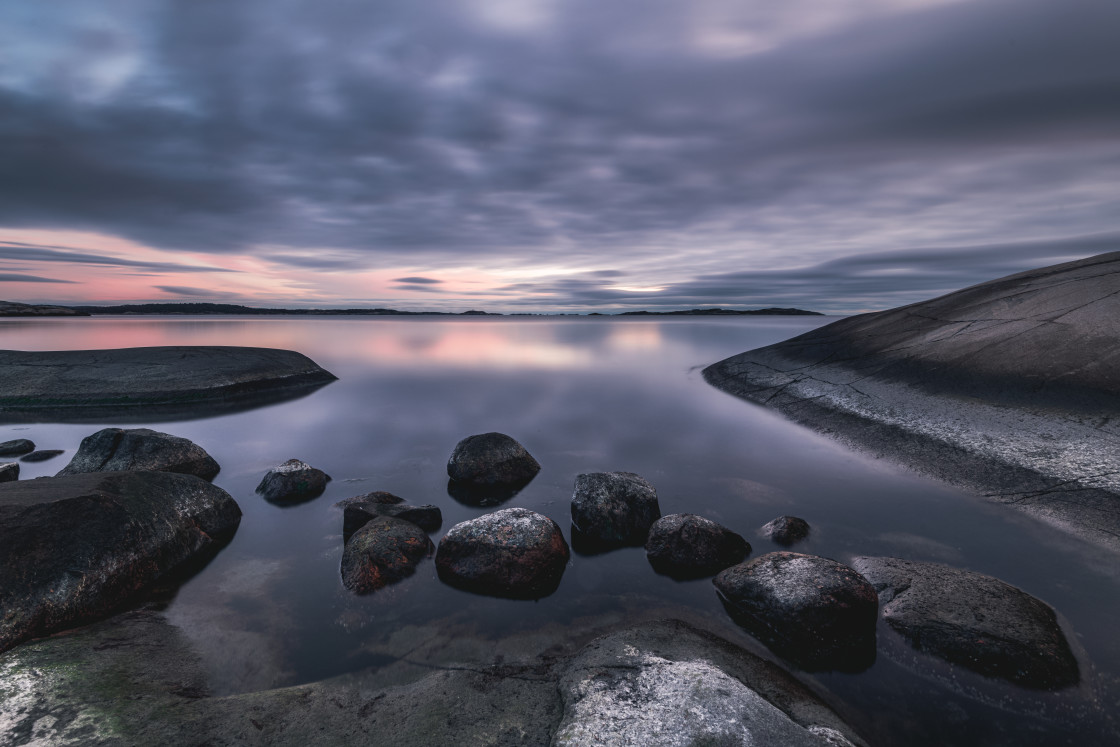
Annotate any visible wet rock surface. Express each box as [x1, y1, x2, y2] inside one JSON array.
[[704, 252, 1120, 553], [570, 471, 661, 551], [436, 508, 569, 598], [762, 515, 811, 545], [57, 427, 220, 480], [0, 346, 337, 424], [0, 462, 18, 482], [256, 458, 330, 504], [851, 556, 1079, 689], [341, 516, 435, 594], [714, 552, 878, 671], [20, 449, 64, 462], [645, 513, 750, 579], [0, 471, 241, 653], [343, 500, 442, 540], [446, 432, 541, 488], [0, 438, 35, 456]]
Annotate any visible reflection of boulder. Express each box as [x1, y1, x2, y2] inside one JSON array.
[[714, 552, 878, 672], [852, 556, 1079, 689], [341, 516, 435, 594], [645, 513, 750, 579], [570, 471, 660, 552], [436, 508, 569, 599], [0, 346, 336, 424], [256, 458, 330, 505], [446, 478, 526, 507], [57, 428, 220, 480], [0, 471, 241, 653]]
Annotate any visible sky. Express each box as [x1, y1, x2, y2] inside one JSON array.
[[1, 0, 1117, 314]]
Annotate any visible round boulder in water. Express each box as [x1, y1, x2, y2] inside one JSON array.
[[446, 433, 541, 487], [760, 516, 810, 546], [436, 508, 569, 599], [256, 458, 330, 505], [571, 471, 661, 551], [0, 439, 35, 457], [341, 515, 434, 594], [645, 514, 750, 579]]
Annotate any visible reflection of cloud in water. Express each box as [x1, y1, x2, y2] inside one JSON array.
[[607, 323, 663, 351], [876, 532, 964, 564]]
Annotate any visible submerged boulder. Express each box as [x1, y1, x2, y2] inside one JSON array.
[[761, 515, 811, 546], [446, 432, 541, 487], [256, 458, 330, 504], [341, 516, 435, 594], [436, 508, 569, 599], [0, 471, 241, 653], [570, 471, 661, 551], [851, 556, 1079, 688], [714, 552, 878, 671], [0, 462, 18, 482], [57, 427, 220, 480], [645, 513, 750, 579], [0, 438, 35, 456], [343, 500, 442, 540]]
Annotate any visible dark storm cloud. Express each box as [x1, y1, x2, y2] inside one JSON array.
[[0, 273, 78, 283], [1, 0, 1118, 303], [0, 241, 236, 273]]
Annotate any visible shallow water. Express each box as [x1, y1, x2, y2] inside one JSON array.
[[3, 316, 1118, 745]]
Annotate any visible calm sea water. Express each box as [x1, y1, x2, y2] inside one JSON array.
[[2, 316, 1118, 746]]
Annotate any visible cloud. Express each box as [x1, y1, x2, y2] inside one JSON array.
[[392, 276, 442, 284], [155, 285, 245, 300], [0, 240, 237, 273], [0, 273, 79, 283]]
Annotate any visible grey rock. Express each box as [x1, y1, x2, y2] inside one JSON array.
[[336, 490, 405, 507], [851, 556, 1079, 688], [0, 346, 336, 424], [341, 515, 434, 594], [704, 252, 1120, 553], [56, 427, 220, 480], [446, 432, 541, 488], [19, 449, 64, 462], [0, 471, 241, 653], [343, 500, 442, 540], [436, 508, 569, 599], [714, 552, 878, 671], [645, 513, 750, 579], [0, 438, 35, 456], [256, 458, 330, 504], [762, 515, 811, 545], [570, 471, 661, 551], [0, 462, 18, 482]]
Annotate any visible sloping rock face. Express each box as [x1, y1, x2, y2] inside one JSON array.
[[57, 428, 220, 480], [704, 252, 1120, 552], [0, 471, 241, 653], [851, 556, 1079, 689], [0, 346, 336, 423]]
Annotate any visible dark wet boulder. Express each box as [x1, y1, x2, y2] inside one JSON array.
[[851, 556, 1079, 688], [645, 513, 750, 579], [343, 500, 442, 540], [714, 552, 878, 671], [20, 449, 64, 463], [337, 490, 405, 507], [436, 508, 570, 599], [341, 515, 435, 594], [0, 438, 35, 456], [446, 432, 541, 487], [0, 462, 18, 482], [256, 458, 330, 504], [570, 471, 661, 551], [0, 471, 241, 653], [761, 515, 811, 546], [56, 427, 220, 480]]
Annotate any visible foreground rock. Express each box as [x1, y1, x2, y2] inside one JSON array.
[[436, 508, 569, 598], [342, 500, 442, 540], [0, 462, 18, 482], [57, 428, 220, 480], [0, 613, 869, 747], [851, 556, 1079, 688], [570, 471, 661, 551], [645, 513, 750, 579], [762, 515, 811, 545], [0, 438, 35, 456], [704, 252, 1120, 552], [447, 432, 541, 486], [0, 471, 241, 653], [341, 516, 435, 594], [0, 346, 336, 423], [256, 458, 330, 504], [714, 552, 878, 671]]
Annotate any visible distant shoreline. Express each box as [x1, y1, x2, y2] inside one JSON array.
[[2, 300, 823, 318]]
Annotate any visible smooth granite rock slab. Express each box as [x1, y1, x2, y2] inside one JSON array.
[[851, 556, 1079, 689], [0, 346, 336, 423], [704, 251, 1120, 553], [0, 471, 241, 653]]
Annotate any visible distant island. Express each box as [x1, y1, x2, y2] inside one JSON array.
[[1, 301, 822, 317]]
